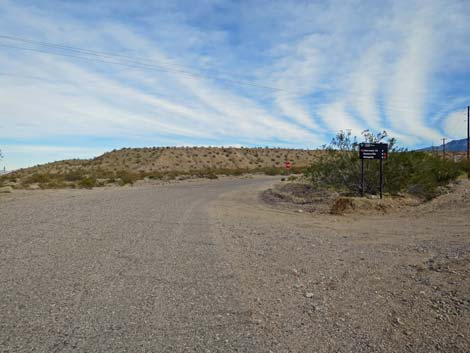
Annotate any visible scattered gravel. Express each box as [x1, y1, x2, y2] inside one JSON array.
[[212, 178, 470, 352], [1, 176, 469, 352]]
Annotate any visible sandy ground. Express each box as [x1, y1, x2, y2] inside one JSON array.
[[0, 176, 469, 352]]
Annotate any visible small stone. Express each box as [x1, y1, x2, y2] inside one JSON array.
[[394, 317, 404, 325], [298, 209, 304, 213], [305, 292, 314, 298]]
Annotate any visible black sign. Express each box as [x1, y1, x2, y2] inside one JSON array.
[[359, 143, 388, 160]]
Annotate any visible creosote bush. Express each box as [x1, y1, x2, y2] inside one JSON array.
[[78, 177, 97, 189], [305, 130, 465, 200], [115, 170, 139, 185]]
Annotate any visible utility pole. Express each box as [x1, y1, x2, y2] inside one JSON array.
[[467, 105, 469, 161], [442, 137, 446, 160]]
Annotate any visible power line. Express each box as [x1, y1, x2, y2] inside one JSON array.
[[0, 43, 285, 92], [0, 38, 285, 92], [0, 34, 246, 78], [0, 34, 467, 118], [1, 34, 465, 104]]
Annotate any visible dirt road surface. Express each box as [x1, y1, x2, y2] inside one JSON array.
[[1, 176, 469, 352]]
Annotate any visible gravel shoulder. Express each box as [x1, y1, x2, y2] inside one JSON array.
[[1, 176, 469, 352], [211, 178, 470, 352]]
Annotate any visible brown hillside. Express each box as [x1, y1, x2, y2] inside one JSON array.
[[3, 147, 322, 188]]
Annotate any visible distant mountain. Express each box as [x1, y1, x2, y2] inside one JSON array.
[[418, 138, 468, 152]]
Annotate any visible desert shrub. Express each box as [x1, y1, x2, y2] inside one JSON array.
[[305, 130, 464, 199], [147, 172, 164, 180], [457, 160, 470, 175], [260, 167, 285, 176], [223, 168, 246, 176], [115, 170, 138, 185], [0, 175, 9, 186], [206, 171, 218, 179], [384, 152, 461, 198], [63, 169, 87, 182], [25, 173, 53, 184], [92, 168, 115, 179], [78, 177, 97, 189], [161, 171, 179, 180], [199, 171, 218, 179], [39, 180, 68, 189], [330, 198, 355, 215]]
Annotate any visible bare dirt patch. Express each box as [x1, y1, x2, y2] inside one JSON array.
[[261, 181, 337, 213], [261, 180, 422, 215]]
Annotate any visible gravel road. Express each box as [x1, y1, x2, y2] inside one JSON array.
[[0, 177, 279, 352], [1, 176, 469, 352]]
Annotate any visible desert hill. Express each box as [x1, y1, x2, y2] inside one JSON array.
[[2, 147, 321, 188], [20, 147, 319, 174]]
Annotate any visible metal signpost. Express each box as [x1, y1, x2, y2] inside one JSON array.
[[359, 143, 388, 199]]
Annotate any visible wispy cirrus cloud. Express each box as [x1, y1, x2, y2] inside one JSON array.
[[0, 0, 469, 170]]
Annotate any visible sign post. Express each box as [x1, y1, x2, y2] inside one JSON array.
[[379, 158, 383, 199], [283, 161, 292, 175], [361, 158, 364, 197], [359, 143, 388, 199]]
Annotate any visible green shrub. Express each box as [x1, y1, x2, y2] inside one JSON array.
[[305, 130, 465, 199], [199, 171, 218, 179], [92, 168, 115, 179], [262, 167, 283, 176], [457, 160, 470, 175], [384, 152, 461, 199], [63, 169, 87, 182], [115, 170, 138, 185], [39, 180, 68, 189], [78, 177, 97, 189], [25, 173, 53, 184]]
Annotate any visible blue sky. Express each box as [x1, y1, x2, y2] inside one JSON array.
[[0, 0, 469, 169]]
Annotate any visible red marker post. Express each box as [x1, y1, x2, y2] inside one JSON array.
[[284, 161, 292, 175]]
